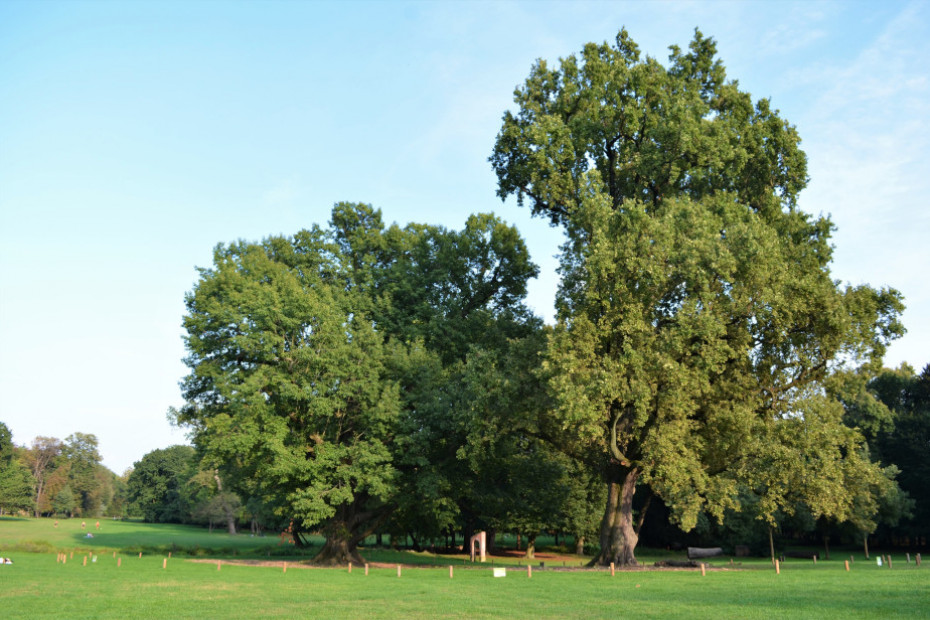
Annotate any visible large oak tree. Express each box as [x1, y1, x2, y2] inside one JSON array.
[[492, 29, 903, 566]]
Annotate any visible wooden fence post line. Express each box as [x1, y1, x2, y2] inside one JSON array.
[[845, 560, 850, 571]]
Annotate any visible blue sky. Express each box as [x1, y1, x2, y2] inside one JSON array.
[[1, 1, 927, 474]]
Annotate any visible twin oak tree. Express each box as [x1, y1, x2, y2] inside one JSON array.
[[174, 30, 903, 566]]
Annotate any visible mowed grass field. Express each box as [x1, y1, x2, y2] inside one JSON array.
[[1, 518, 927, 619]]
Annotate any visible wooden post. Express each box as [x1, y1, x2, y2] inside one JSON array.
[[527, 565, 532, 578], [610, 562, 615, 576], [283, 562, 287, 573], [365, 563, 369, 576], [888, 556, 893, 569], [168, 552, 172, 559], [916, 553, 921, 567], [217, 561, 221, 571], [112, 551, 116, 558], [701, 563, 706, 577], [850, 555, 854, 563], [83, 556, 87, 566], [70, 551, 73, 559], [138, 552, 142, 559], [397, 564, 401, 577], [845, 560, 850, 571], [906, 553, 911, 564], [813, 555, 817, 565], [775, 559, 780, 575], [449, 565, 453, 578], [163, 558, 167, 569], [117, 558, 121, 567], [348, 562, 352, 574]]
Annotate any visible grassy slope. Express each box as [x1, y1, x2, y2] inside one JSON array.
[[1, 518, 927, 619]]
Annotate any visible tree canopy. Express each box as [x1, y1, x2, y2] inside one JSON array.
[[173, 204, 542, 563]]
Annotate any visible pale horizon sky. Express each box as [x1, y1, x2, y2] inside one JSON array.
[[1, 1, 927, 474]]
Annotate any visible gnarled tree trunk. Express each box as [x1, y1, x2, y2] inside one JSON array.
[[591, 467, 640, 567]]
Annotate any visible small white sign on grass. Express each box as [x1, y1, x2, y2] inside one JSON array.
[[493, 567, 507, 578]]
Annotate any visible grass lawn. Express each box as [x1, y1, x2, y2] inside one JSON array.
[[1, 517, 927, 619]]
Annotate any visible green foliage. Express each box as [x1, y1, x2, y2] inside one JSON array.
[[867, 364, 930, 540], [493, 28, 904, 565], [0, 423, 33, 514], [0, 459, 34, 514], [174, 203, 545, 561], [126, 446, 196, 523], [62, 433, 104, 517]]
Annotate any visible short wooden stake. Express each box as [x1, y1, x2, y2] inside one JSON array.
[[888, 556, 893, 569], [701, 563, 706, 577], [163, 558, 167, 569], [365, 563, 369, 576], [449, 565, 453, 578], [527, 565, 532, 578], [775, 559, 780, 575], [138, 552, 142, 559], [70, 551, 73, 559], [83, 556, 87, 566], [348, 562, 352, 574], [813, 556, 817, 565], [916, 553, 921, 567], [906, 553, 911, 564], [845, 560, 850, 571], [112, 551, 116, 558], [117, 558, 121, 567], [217, 561, 221, 571], [397, 564, 401, 577], [610, 562, 615, 576], [850, 555, 854, 563], [168, 552, 172, 559], [283, 562, 287, 573]]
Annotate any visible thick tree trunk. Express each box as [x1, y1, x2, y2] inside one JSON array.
[[213, 473, 237, 535], [525, 535, 536, 559], [313, 533, 364, 566], [575, 536, 585, 555], [591, 468, 640, 567]]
